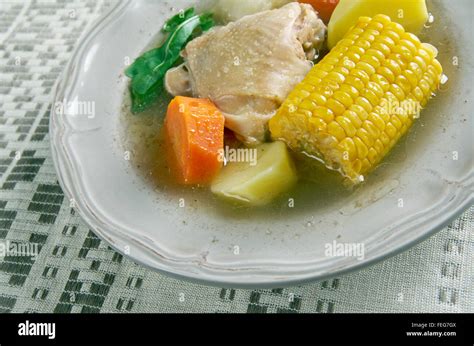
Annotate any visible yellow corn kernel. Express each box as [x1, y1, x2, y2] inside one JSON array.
[[357, 127, 374, 148], [327, 121, 346, 141], [333, 91, 354, 108], [336, 115, 357, 137], [309, 93, 327, 106], [313, 106, 335, 123], [349, 104, 369, 121], [354, 137, 368, 159], [343, 109, 363, 128], [339, 84, 360, 99], [377, 65, 395, 83], [338, 138, 357, 161]]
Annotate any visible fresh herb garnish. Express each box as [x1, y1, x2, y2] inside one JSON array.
[[125, 8, 214, 113]]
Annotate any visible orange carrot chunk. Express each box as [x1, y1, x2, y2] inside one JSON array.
[[164, 96, 225, 185]]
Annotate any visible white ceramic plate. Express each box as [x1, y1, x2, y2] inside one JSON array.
[[50, 0, 474, 288]]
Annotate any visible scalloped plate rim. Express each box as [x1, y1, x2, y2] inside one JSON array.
[[49, 0, 474, 288]]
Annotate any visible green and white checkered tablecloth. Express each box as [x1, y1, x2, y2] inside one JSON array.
[[0, 0, 472, 313]]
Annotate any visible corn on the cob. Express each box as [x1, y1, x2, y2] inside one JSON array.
[[269, 14, 443, 183]]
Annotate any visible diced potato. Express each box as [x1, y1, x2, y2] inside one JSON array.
[[211, 141, 297, 206], [328, 0, 428, 49], [213, 0, 291, 23]]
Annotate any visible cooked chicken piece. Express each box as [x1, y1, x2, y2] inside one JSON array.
[[165, 2, 326, 144]]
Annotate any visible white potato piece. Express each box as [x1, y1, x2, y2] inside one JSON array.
[[211, 141, 298, 206], [213, 0, 292, 23]]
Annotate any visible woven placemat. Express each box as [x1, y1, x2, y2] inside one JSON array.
[[0, 0, 472, 313]]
